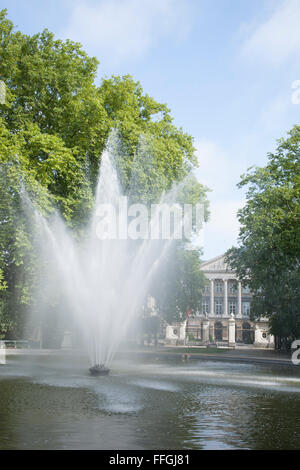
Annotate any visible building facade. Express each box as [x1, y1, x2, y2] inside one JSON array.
[[165, 254, 274, 348]]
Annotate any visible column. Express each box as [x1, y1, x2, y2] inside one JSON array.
[[228, 313, 236, 348], [254, 324, 261, 347], [181, 321, 187, 343], [61, 331, 72, 349], [223, 279, 228, 317], [202, 319, 210, 343], [0, 340, 6, 365], [238, 282, 242, 318], [268, 334, 275, 349], [210, 279, 214, 317]]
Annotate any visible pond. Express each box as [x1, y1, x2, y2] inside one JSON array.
[[0, 352, 300, 449]]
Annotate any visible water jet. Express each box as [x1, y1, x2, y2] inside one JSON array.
[[28, 136, 181, 375]]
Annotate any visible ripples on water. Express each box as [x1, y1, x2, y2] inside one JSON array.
[[0, 354, 300, 449]]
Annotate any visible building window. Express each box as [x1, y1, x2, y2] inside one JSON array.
[[173, 329, 178, 335], [202, 300, 209, 315], [215, 299, 222, 315], [242, 301, 251, 316], [204, 283, 210, 294], [229, 300, 236, 315], [229, 282, 237, 293], [242, 285, 250, 294], [215, 281, 223, 293]]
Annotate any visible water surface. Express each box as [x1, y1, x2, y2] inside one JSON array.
[[0, 353, 299, 449]]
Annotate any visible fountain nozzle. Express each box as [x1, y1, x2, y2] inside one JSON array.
[[89, 364, 110, 376]]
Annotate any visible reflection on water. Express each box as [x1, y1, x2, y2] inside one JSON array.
[[0, 353, 300, 449]]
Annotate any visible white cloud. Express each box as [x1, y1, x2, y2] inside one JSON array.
[[241, 0, 300, 65], [62, 0, 192, 65]]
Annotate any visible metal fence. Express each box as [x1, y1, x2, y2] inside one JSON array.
[[186, 321, 255, 344], [2, 340, 29, 349]]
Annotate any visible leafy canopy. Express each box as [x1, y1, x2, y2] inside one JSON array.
[[226, 125, 300, 348], [0, 9, 209, 337]]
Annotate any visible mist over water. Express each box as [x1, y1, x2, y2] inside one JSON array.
[[25, 138, 184, 368]]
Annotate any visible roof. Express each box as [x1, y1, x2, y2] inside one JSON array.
[[200, 253, 233, 273]]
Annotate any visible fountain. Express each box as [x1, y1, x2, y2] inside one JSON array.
[[26, 136, 190, 375], [89, 364, 110, 376]]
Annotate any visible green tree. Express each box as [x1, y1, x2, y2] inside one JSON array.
[[100, 75, 196, 192], [0, 9, 208, 338], [226, 126, 300, 349], [152, 245, 206, 324]]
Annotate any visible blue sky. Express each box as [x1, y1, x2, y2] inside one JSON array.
[[2, 0, 300, 259]]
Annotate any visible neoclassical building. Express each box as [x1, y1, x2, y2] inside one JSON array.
[[165, 254, 274, 348]]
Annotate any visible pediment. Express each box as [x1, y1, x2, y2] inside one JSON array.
[[201, 254, 232, 272]]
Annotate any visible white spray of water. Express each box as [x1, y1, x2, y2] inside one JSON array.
[[27, 144, 186, 368]]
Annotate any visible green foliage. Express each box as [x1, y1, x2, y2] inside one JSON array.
[[226, 126, 300, 349], [100, 75, 196, 187], [0, 9, 208, 338], [152, 246, 206, 323]]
